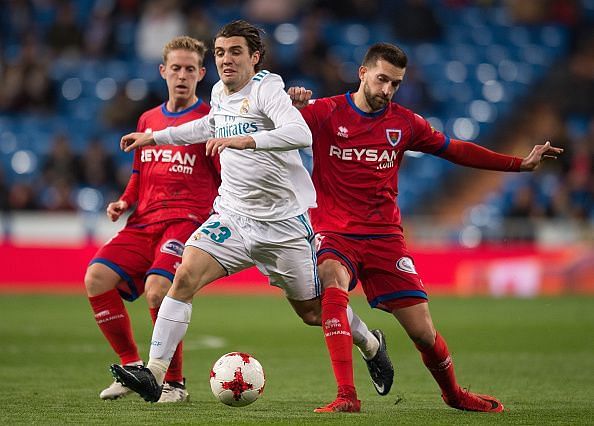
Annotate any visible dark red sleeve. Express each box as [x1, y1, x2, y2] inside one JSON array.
[[437, 139, 522, 172], [119, 149, 140, 206], [119, 114, 148, 206], [300, 99, 328, 135]]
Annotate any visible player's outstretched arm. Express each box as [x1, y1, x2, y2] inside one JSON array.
[[106, 200, 129, 222], [436, 138, 563, 172], [120, 132, 155, 152], [287, 86, 312, 110], [520, 141, 564, 171], [205, 136, 256, 156]]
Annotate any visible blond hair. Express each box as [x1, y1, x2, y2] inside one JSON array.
[[163, 36, 207, 65]]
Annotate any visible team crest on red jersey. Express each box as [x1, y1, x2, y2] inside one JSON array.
[[385, 129, 402, 146], [396, 257, 417, 274], [161, 239, 185, 257]]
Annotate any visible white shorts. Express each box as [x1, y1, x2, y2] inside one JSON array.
[[185, 209, 320, 301]]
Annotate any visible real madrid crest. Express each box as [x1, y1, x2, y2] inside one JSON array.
[[240, 98, 250, 115]]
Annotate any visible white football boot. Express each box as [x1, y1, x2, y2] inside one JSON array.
[[100, 361, 142, 400], [157, 380, 189, 403], [100, 380, 133, 400]]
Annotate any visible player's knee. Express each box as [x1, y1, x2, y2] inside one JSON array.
[[318, 260, 349, 291], [173, 265, 192, 289], [300, 311, 321, 326], [145, 286, 167, 308], [145, 276, 172, 308], [409, 328, 436, 348], [171, 265, 198, 300], [84, 266, 113, 296]]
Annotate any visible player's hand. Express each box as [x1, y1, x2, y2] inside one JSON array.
[[287, 86, 312, 110], [106, 200, 129, 222], [120, 132, 156, 153], [520, 141, 564, 171], [205, 136, 256, 156]]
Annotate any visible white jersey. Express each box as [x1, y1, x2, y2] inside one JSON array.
[[153, 70, 316, 221]]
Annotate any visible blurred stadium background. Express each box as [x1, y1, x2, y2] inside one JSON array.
[[1, 0, 593, 296]]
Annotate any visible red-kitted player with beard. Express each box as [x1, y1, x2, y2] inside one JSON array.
[[289, 42, 563, 413]]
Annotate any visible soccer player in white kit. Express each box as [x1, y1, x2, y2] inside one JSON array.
[[111, 20, 393, 407]]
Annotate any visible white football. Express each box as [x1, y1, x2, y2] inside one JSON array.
[[209, 352, 265, 407]]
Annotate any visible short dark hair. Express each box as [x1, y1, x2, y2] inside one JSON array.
[[362, 43, 408, 69], [214, 20, 266, 71]]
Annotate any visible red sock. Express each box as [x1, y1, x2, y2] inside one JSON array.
[[415, 332, 460, 399], [149, 306, 184, 384], [321, 287, 355, 397], [88, 289, 140, 365]]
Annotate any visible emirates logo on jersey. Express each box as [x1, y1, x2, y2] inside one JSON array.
[[337, 126, 349, 138]]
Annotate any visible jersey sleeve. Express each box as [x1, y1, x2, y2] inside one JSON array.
[[407, 112, 449, 154], [153, 111, 214, 146], [136, 113, 147, 133], [299, 98, 331, 137], [119, 149, 140, 206], [437, 139, 522, 171], [252, 74, 312, 151]]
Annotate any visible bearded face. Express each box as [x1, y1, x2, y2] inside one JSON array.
[[363, 80, 390, 111]]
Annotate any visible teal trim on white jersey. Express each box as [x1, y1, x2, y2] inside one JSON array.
[[252, 70, 270, 81]]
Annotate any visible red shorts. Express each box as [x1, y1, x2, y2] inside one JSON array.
[[316, 232, 428, 312], [90, 220, 199, 301]]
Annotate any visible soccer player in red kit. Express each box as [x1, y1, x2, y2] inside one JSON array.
[[84, 36, 220, 403], [289, 42, 563, 413]]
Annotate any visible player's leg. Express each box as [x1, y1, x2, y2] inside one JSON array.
[[112, 213, 250, 402], [390, 301, 503, 412], [255, 219, 359, 413], [285, 291, 380, 361], [148, 247, 225, 380], [86, 229, 151, 400], [111, 247, 225, 402], [286, 294, 391, 397], [85, 263, 141, 367], [144, 221, 200, 403], [345, 305, 393, 396], [362, 235, 502, 412], [316, 233, 394, 400], [144, 274, 188, 403], [315, 258, 359, 412], [85, 263, 142, 399]]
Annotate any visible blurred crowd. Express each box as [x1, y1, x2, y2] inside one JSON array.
[[0, 0, 592, 238], [493, 19, 594, 238], [0, 132, 121, 211]]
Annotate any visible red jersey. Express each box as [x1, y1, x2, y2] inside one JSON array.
[[301, 93, 447, 236], [120, 99, 221, 226]]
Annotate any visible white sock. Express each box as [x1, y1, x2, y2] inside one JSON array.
[[147, 296, 192, 384], [347, 305, 379, 360]]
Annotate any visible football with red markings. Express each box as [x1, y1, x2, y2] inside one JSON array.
[[209, 352, 265, 407]]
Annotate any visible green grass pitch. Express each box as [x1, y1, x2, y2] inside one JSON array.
[[1, 293, 593, 425]]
